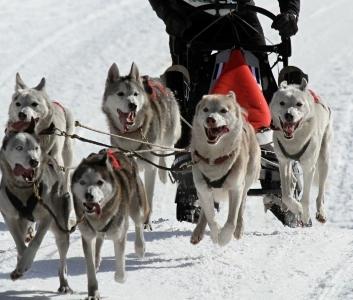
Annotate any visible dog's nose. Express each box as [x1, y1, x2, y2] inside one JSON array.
[[85, 192, 94, 201], [18, 112, 27, 121], [206, 117, 216, 126], [284, 113, 294, 122], [29, 159, 39, 168], [128, 102, 137, 111]]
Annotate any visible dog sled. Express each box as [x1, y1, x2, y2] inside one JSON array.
[[166, 1, 304, 227]]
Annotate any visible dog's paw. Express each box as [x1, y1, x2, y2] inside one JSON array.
[[190, 226, 205, 245], [218, 224, 235, 246], [284, 197, 303, 216], [114, 271, 126, 283], [10, 269, 23, 281], [58, 284, 73, 294], [86, 291, 100, 300], [144, 223, 152, 231], [135, 243, 145, 258], [316, 211, 327, 223]]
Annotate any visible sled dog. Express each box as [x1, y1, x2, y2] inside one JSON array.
[[0, 122, 75, 292], [270, 79, 332, 225], [7, 73, 75, 169], [190, 92, 261, 246], [71, 149, 149, 300], [102, 62, 181, 226]]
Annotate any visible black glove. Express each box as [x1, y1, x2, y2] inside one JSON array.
[[271, 13, 298, 37], [165, 12, 192, 38]]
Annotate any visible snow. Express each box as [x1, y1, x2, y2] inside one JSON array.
[[1, 0, 353, 299]]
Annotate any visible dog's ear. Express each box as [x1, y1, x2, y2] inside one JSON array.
[[34, 77, 46, 91], [299, 77, 308, 91], [107, 63, 120, 84], [24, 118, 36, 134], [280, 80, 288, 89], [226, 91, 236, 101], [129, 62, 140, 82], [15, 73, 27, 91]]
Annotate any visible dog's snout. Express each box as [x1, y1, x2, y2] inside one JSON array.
[[206, 117, 216, 126], [85, 192, 94, 201], [285, 113, 294, 122], [18, 112, 27, 121], [29, 159, 39, 168], [128, 102, 137, 111]]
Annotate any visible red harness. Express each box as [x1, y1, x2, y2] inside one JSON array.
[[194, 150, 234, 165], [52, 101, 66, 113], [142, 76, 168, 101]]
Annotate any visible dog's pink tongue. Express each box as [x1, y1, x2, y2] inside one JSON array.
[[94, 203, 102, 216], [284, 123, 295, 135], [9, 121, 30, 131], [13, 164, 33, 178], [127, 111, 136, 123]]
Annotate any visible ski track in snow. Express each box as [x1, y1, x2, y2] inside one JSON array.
[[1, 1, 353, 299]]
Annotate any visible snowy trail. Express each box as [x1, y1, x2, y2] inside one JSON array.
[[1, 1, 353, 299]]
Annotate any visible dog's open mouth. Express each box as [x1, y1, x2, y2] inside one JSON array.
[[9, 118, 39, 132], [83, 202, 102, 216], [204, 126, 229, 144], [13, 164, 35, 182], [280, 118, 302, 139], [117, 109, 136, 131]]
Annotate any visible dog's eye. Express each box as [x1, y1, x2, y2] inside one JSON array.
[[15, 102, 21, 107], [31, 102, 38, 107], [280, 101, 285, 106], [203, 107, 209, 113], [220, 108, 228, 114], [79, 180, 86, 186], [34, 146, 39, 151], [97, 180, 104, 186], [13, 95, 19, 101], [16, 145, 23, 151], [296, 102, 303, 107], [117, 92, 125, 97], [133, 92, 139, 97]]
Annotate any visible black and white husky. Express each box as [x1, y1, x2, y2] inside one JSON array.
[[72, 149, 149, 300], [0, 121, 75, 293]]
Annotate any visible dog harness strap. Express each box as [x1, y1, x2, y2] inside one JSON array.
[[52, 101, 66, 113], [202, 168, 232, 189], [5, 182, 43, 222], [142, 76, 168, 101], [277, 138, 311, 161]]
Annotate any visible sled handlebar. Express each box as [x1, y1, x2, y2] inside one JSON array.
[[190, 2, 291, 66]]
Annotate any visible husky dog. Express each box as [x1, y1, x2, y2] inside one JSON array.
[[190, 92, 261, 246], [7, 73, 74, 169], [71, 149, 149, 300], [270, 79, 332, 225], [0, 122, 75, 292], [102, 63, 181, 226]]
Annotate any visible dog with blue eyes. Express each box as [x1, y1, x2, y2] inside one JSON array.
[[270, 79, 332, 226]]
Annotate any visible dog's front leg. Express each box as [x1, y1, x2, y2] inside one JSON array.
[[218, 186, 243, 246], [52, 229, 72, 293], [279, 160, 303, 216], [301, 165, 315, 225], [113, 235, 127, 283], [190, 209, 207, 245], [82, 236, 100, 300], [11, 217, 51, 280], [95, 236, 104, 272]]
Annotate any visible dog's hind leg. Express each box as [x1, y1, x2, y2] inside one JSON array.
[[82, 236, 100, 299], [144, 161, 157, 229], [95, 236, 104, 272], [53, 229, 72, 293], [190, 209, 207, 245], [234, 194, 247, 240], [316, 127, 332, 223]]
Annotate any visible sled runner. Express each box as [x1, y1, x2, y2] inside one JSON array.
[[166, 1, 304, 227]]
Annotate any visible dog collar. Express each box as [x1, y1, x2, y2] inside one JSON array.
[[193, 150, 234, 165], [277, 138, 311, 161]]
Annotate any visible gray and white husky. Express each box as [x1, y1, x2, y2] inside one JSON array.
[[0, 122, 75, 293], [190, 92, 261, 246], [102, 63, 181, 226], [270, 79, 332, 225], [7, 73, 74, 169], [71, 149, 149, 300]]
